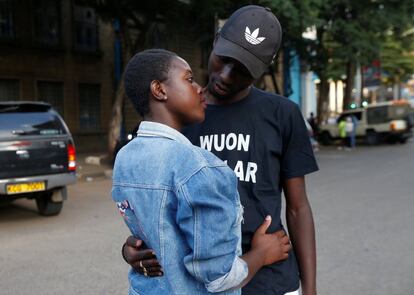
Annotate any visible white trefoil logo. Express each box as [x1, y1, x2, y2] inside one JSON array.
[[244, 27, 265, 45]]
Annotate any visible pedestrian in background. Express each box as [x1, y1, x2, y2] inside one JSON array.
[[338, 118, 347, 150], [308, 112, 318, 136], [349, 114, 358, 149], [345, 116, 355, 150]]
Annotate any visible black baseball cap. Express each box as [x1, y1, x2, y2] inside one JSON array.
[[213, 5, 282, 79]]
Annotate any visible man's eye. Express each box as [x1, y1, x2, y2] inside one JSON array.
[[187, 77, 194, 83], [239, 69, 251, 78], [217, 55, 229, 63]]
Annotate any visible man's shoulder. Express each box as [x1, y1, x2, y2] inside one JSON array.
[[250, 87, 298, 111]]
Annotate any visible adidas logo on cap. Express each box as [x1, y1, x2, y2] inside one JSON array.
[[244, 27, 266, 45], [213, 5, 282, 79]]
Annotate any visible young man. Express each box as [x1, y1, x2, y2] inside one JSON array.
[[122, 5, 318, 295]]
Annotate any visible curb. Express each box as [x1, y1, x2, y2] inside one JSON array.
[[76, 169, 113, 182]]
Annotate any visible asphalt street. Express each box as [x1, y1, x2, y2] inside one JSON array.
[[1, 139, 413, 295], [304, 139, 414, 295]]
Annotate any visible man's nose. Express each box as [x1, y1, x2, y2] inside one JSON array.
[[219, 64, 234, 84]]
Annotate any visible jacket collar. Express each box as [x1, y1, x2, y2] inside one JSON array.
[[137, 121, 192, 146]]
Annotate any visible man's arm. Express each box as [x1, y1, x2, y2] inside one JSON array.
[[283, 176, 316, 295]]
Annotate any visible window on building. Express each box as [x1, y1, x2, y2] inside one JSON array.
[[34, 0, 61, 46], [37, 81, 64, 116], [74, 6, 98, 52], [0, 79, 19, 101], [0, 0, 14, 38], [79, 83, 101, 130]]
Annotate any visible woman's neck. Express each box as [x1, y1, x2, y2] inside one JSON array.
[[143, 115, 182, 131]]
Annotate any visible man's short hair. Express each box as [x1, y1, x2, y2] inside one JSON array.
[[124, 49, 177, 116]]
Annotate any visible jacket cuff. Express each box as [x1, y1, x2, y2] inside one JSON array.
[[205, 256, 248, 293]]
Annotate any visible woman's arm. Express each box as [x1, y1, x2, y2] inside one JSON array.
[[177, 166, 291, 292]]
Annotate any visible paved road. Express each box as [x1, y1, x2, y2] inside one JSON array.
[[0, 180, 130, 295], [305, 140, 414, 295], [1, 140, 413, 294]]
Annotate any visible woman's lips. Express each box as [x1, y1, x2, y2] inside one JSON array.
[[201, 99, 207, 109]]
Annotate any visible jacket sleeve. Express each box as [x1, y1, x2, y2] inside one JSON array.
[[176, 165, 248, 293]]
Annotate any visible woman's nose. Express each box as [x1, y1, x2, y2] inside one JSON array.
[[195, 82, 202, 94]]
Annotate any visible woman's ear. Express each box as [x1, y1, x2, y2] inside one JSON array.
[[150, 80, 167, 101]]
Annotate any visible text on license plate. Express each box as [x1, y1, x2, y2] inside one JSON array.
[[6, 182, 46, 195]]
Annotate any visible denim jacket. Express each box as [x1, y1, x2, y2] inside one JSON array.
[[112, 121, 247, 295]]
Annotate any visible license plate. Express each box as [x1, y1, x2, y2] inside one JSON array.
[[6, 182, 46, 195]]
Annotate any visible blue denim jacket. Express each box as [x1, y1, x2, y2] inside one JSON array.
[[112, 121, 247, 295]]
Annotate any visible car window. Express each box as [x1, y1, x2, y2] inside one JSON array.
[[367, 106, 388, 124], [336, 111, 362, 124], [353, 111, 362, 121], [336, 115, 346, 124], [388, 105, 411, 119], [367, 105, 411, 124], [0, 111, 67, 138]]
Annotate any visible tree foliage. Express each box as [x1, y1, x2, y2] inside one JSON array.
[[293, 0, 414, 114], [381, 32, 414, 85], [82, 0, 414, 151]]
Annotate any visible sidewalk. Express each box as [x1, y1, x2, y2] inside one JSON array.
[[76, 153, 113, 182]]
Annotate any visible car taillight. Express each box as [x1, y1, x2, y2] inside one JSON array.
[[390, 120, 406, 131], [68, 143, 76, 171]]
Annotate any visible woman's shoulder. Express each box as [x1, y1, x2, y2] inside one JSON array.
[[172, 141, 228, 170]]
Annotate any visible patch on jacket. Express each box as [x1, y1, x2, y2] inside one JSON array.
[[116, 200, 133, 217]]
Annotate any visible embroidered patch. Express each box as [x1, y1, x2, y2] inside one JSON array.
[[116, 200, 133, 217]]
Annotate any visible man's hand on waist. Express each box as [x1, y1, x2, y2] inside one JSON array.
[[122, 235, 163, 277]]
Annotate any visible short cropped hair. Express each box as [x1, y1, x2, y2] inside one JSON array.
[[124, 49, 177, 116]]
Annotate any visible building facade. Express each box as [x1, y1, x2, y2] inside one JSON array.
[[0, 0, 115, 152]]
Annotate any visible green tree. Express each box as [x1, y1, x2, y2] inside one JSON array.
[[381, 32, 414, 98], [297, 0, 414, 119]]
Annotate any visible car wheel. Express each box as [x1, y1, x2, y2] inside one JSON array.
[[319, 131, 333, 145], [35, 191, 63, 216], [366, 130, 379, 145], [399, 138, 408, 144]]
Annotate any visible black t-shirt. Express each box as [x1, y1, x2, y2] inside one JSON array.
[[183, 87, 319, 295]]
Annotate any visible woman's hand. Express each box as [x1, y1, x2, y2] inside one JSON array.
[[250, 216, 291, 265]]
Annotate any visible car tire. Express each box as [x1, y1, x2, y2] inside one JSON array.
[[399, 138, 408, 144], [36, 191, 63, 216], [319, 131, 333, 145], [366, 130, 379, 145]]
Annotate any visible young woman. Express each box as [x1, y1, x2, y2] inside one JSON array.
[[112, 49, 290, 294]]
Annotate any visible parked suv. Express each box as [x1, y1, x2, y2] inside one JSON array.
[[319, 100, 414, 145], [0, 102, 76, 216]]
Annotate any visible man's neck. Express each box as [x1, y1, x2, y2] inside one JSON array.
[[204, 86, 252, 105]]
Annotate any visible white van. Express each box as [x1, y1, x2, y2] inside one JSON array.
[[319, 100, 414, 145]]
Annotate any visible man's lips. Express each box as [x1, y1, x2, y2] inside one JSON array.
[[213, 82, 230, 96]]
